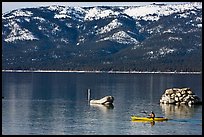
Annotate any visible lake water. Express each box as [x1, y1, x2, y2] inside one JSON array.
[[2, 72, 202, 135]]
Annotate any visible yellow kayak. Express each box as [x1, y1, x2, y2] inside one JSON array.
[[131, 116, 168, 122]]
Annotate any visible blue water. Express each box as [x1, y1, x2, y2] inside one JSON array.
[[2, 72, 202, 135]]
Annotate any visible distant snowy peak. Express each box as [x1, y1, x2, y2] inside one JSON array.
[[84, 2, 201, 21], [84, 7, 119, 21], [3, 2, 201, 22], [2, 9, 33, 20], [123, 2, 202, 21], [2, 2, 202, 44], [47, 5, 85, 21]]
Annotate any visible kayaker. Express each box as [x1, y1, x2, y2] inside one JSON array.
[[149, 111, 155, 119]]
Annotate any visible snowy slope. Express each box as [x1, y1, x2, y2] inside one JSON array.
[[2, 2, 202, 44], [123, 2, 202, 21], [2, 2, 202, 71]]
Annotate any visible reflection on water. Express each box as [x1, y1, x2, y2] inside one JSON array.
[[160, 103, 201, 119], [132, 120, 156, 127], [150, 121, 155, 126], [90, 103, 114, 113]]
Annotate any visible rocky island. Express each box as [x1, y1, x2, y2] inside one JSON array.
[[160, 88, 202, 106]]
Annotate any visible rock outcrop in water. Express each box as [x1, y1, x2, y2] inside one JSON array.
[[160, 88, 202, 106], [90, 96, 114, 105]]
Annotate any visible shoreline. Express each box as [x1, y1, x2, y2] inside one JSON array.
[[2, 70, 202, 74]]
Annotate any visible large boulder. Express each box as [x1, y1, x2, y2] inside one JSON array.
[[160, 88, 202, 106], [90, 96, 114, 105]]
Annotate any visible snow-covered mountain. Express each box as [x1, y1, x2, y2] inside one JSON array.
[[2, 2, 202, 71]]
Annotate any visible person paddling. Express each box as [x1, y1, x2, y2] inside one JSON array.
[[149, 111, 155, 120]]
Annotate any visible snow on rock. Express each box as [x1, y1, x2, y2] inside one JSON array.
[[33, 17, 46, 22], [12, 10, 33, 17], [196, 17, 202, 22], [97, 31, 138, 44], [24, 18, 30, 22], [168, 37, 182, 41], [146, 47, 176, 59], [123, 2, 202, 21], [163, 29, 174, 34], [177, 12, 191, 18], [4, 22, 38, 43], [147, 25, 163, 34], [60, 38, 69, 44], [47, 5, 64, 11], [96, 19, 122, 34], [197, 24, 202, 28], [84, 7, 119, 21], [159, 47, 175, 55], [51, 25, 60, 34], [54, 14, 71, 19], [51, 6, 85, 21], [3, 10, 33, 19], [53, 6, 70, 19]]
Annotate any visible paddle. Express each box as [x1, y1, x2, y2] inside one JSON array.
[[140, 110, 155, 119], [140, 110, 148, 114], [131, 110, 148, 118]]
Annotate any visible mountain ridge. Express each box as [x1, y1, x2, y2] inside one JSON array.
[[2, 2, 202, 71]]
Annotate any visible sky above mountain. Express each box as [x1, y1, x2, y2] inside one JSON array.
[[2, 2, 191, 13]]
